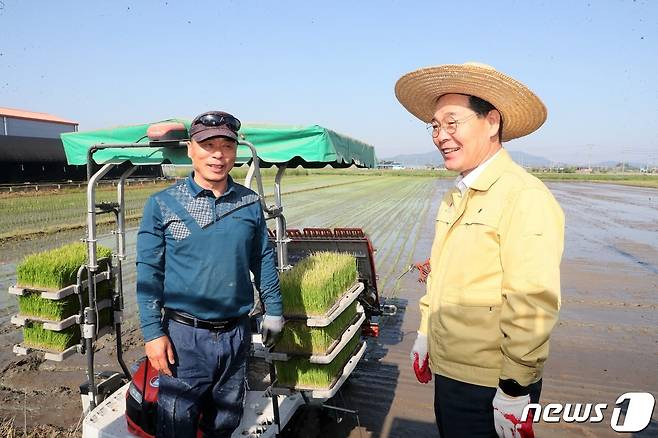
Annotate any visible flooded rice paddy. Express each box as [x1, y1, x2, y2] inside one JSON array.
[[0, 175, 656, 437]]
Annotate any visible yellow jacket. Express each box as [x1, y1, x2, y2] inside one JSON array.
[[420, 149, 564, 387]]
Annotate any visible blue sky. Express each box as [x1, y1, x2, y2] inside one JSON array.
[[1, 0, 656, 164]]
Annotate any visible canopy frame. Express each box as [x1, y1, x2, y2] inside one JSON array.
[[80, 139, 292, 414]]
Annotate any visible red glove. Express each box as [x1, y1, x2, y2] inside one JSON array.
[[410, 333, 432, 384], [413, 352, 432, 383]]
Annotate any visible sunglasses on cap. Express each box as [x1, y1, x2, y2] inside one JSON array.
[[193, 113, 241, 132]]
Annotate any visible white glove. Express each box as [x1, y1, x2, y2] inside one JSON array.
[[492, 387, 534, 438], [409, 332, 428, 364], [261, 315, 285, 349], [410, 332, 431, 383]]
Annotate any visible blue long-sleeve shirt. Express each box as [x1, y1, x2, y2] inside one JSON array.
[[136, 174, 282, 342]]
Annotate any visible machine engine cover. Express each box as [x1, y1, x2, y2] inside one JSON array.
[[125, 358, 158, 437]]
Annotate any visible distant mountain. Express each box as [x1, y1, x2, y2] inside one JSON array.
[[381, 149, 551, 168], [380, 151, 440, 167]]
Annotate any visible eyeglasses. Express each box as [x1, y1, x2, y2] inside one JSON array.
[[194, 113, 241, 132], [426, 113, 478, 138]]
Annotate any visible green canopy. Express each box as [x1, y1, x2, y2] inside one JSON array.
[[60, 120, 376, 169]]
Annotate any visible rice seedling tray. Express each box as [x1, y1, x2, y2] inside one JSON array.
[[281, 252, 358, 318], [13, 343, 79, 362], [14, 242, 112, 291], [304, 340, 366, 400], [10, 298, 113, 330], [12, 323, 114, 362], [8, 270, 112, 300], [16, 320, 82, 357], [268, 310, 365, 364], [11, 314, 78, 331], [273, 328, 363, 391], [284, 281, 364, 327], [273, 339, 366, 399], [14, 278, 114, 322], [274, 300, 360, 356]]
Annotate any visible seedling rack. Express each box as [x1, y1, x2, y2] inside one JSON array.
[[9, 268, 111, 301], [9, 252, 117, 362]]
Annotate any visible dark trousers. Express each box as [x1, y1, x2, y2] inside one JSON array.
[[157, 316, 250, 438], [434, 374, 542, 438]]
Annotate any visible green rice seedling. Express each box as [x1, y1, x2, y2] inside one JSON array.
[[22, 322, 80, 352], [16, 242, 112, 290], [280, 251, 357, 317], [21, 306, 112, 352], [275, 301, 358, 355], [18, 291, 78, 321], [275, 330, 361, 389], [17, 279, 113, 321]]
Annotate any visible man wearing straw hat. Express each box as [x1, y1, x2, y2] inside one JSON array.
[[396, 63, 564, 437]]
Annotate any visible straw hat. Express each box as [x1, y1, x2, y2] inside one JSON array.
[[394, 62, 547, 142]]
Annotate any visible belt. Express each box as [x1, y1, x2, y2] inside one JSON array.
[[164, 308, 241, 332]]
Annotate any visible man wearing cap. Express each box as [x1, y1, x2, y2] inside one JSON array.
[[396, 63, 564, 437], [136, 111, 284, 437]]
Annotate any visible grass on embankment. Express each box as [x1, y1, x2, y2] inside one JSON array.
[[314, 167, 658, 187], [533, 172, 658, 188]]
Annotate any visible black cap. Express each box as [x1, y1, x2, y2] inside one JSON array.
[[189, 111, 240, 142]]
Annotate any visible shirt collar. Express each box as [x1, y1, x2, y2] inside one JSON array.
[[454, 149, 502, 195], [186, 173, 235, 198]]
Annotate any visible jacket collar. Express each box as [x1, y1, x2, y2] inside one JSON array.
[[468, 148, 513, 192], [186, 173, 235, 198]]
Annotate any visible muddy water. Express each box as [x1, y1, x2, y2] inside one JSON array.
[[538, 183, 658, 437], [1, 180, 657, 437], [316, 181, 658, 437]]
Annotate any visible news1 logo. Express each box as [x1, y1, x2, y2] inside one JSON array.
[[521, 392, 656, 432]]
